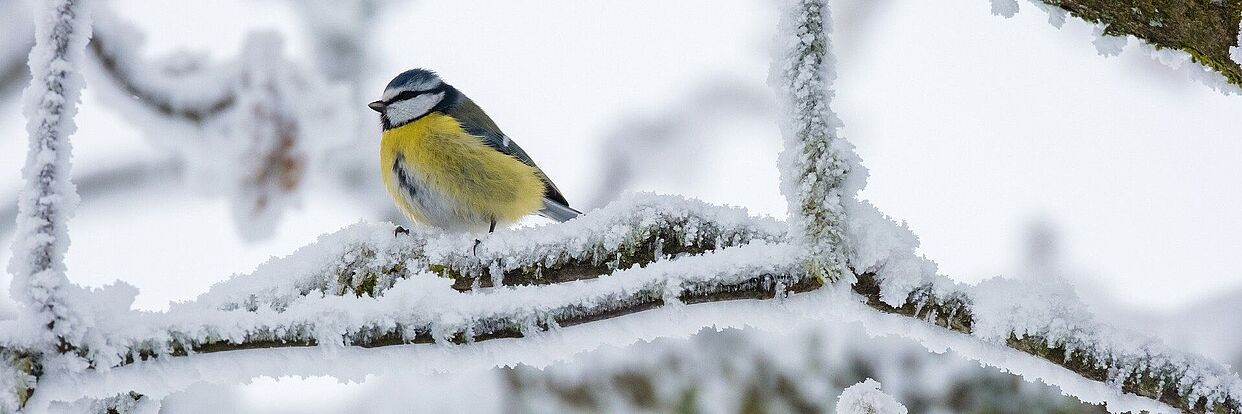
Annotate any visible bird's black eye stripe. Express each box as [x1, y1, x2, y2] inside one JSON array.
[[389, 90, 420, 103], [385, 85, 449, 105]]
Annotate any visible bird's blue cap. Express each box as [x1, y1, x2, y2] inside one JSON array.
[[385, 68, 441, 91]]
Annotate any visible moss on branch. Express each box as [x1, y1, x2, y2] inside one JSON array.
[[439, 217, 785, 291], [128, 271, 821, 362], [14, 208, 1237, 413], [1039, 0, 1242, 88]]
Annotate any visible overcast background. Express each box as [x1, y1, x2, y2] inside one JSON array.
[[1, 0, 1239, 411]]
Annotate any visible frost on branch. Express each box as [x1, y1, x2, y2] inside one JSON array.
[[772, 0, 858, 284], [188, 193, 788, 310], [2, 192, 1238, 412], [836, 379, 907, 414], [847, 210, 1242, 412], [8, 0, 93, 354], [431, 194, 788, 290], [70, 194, 813, 363]]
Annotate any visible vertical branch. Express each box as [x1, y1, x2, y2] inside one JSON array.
[[229, 34, 306, 241], [772, 0, 856, 283], [8, 0, 93, 352]]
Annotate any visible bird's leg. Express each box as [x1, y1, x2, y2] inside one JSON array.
[[394, 225, 410, 237], [472, 219, 497, 256]]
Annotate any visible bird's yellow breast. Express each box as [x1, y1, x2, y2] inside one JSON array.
[[380, 113, 545, 230]]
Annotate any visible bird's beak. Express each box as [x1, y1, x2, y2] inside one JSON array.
[[368, 100, 386, 113]]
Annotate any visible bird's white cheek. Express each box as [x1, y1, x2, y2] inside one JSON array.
[[386, 92, 444, 126]]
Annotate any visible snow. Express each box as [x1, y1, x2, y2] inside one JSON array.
[[9, 0, 93, 353], [1142, 43, 1242, 95], [970, 276, 1242, 412], [0, 351, 34, 414], [8, 192, 1233, 412], [5, 193, 794, 372], [987, 0, 1241, 94], [1028, 0, 1068, 28], [428, 193, 787, 288], [842, 199, 942, 307], [20, 288, 1184, 414], [836, 379, 907, 414], [189, 192, 785, 312], [772, 0, 858, 284], [1091, 25, 1127, 57], [989, 0, 1019, 18], [1231, 18, 1242, 66]]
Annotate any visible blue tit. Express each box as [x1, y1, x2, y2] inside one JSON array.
[[368, 69, 581, 233]]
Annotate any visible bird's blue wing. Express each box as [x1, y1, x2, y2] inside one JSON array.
[[447, 98, 573, 208]]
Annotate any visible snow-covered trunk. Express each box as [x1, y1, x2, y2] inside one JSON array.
[[8, 0, 92, 354], [772, 0, 858, 284]]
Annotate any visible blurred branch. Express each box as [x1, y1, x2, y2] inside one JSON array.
[[586, 80, 772, 209], [87, 39, 233, 124], [0, 159, 180, 243], [504, 328, 1107, 413], [0, 55, 30, 101], [83, 9, 353, 241], [86, 11, 235, 124], [0, 0, 34, 100], [88, 37, 233, 123]]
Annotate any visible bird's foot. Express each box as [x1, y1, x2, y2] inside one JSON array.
[[394, 225, 410, 237]]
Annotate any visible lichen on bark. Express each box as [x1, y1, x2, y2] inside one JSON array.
[[1040, 0, 1242, 88]]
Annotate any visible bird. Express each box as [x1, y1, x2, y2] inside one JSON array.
[[369, 69, 581, 235]]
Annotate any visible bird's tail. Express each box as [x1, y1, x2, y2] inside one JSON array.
[[539, 198, 582, 223]]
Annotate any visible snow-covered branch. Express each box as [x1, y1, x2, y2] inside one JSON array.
[[3, 193, 1236, 412], [772, 0, 859, 284], [8, 0, 93, 354], [1, 350, 38, 413]]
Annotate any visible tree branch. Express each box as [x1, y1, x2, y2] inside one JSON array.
[[773, 0, 856, 283], [3, 195, 1238, 412], [86, 13, 234, 124], [1, 350, 39, 413], [11, 0, 93, 353], [1032, 0, 1242, 89]]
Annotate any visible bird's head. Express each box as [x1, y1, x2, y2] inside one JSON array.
[[370, 68, 456, 130]]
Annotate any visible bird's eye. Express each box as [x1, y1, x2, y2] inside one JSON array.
[[391, 90, 420, 103]]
